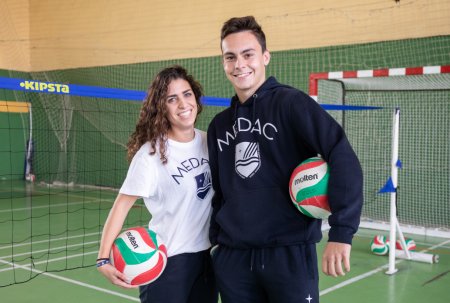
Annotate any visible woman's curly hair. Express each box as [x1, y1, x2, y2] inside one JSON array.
[[127, 65, 203, 164]]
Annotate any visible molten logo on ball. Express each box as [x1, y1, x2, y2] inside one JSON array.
[[110, 227, 167, 286], [289, 157, 331, 219]]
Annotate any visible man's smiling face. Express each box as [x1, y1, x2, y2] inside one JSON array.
[[221, 30, 270, 103]]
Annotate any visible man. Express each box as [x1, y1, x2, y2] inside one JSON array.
[[207, 16, 363, 303]]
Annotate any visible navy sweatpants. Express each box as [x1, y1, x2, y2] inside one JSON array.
[[212, 244, 319, 303], [139, 249, 217, 303]]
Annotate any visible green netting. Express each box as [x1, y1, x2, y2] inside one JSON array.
[[1, 35, 449, 286], [6, 35, 448, 188]]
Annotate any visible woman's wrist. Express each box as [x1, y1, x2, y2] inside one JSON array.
[[96, 257, 111, 267]]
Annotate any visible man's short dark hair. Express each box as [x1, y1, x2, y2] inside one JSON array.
[[221, 16, 267, 52]]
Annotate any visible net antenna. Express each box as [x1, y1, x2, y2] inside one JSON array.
[[387, 108, 402, 273], [383, 108, 438, 273]]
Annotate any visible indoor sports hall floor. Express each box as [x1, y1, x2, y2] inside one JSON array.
[[0, 181, 449, 303]]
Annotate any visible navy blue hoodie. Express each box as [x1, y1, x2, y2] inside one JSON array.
[[207, 77, 363, 248]]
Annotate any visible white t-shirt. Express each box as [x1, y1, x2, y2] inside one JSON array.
[[120, 129, 213, 257]]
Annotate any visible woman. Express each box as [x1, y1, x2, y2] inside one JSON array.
[[97, 65, 217, 303]]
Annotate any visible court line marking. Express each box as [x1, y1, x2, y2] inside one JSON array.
[[0, 231, 101, 251], [0, 198, 144, 213], [0, 250, 98, 273], [0, 186, 119, 200], [319, 238, 450, 296], [0, 258, 139, 302], [0, 198, 111, 213], [0, 240, 99, 259]]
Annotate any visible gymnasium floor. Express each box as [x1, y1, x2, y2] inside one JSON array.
[[0, 181, 449, 302]]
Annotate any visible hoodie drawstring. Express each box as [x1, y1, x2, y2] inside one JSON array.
[[261, 248, 265, 270], [251, 93, 257, 124], [249, 248, 265, 271]]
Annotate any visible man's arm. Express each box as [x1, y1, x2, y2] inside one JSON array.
[[287, 91, 362, 276], [207, 120, 222, 246]]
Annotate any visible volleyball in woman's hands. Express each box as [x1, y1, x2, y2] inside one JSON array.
[[110, 227, 167, 286], [289, 157, 331, 219]]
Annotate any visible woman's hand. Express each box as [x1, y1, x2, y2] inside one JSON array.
[[97, 262, 139, 289]]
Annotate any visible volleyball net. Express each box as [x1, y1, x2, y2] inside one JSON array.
[[0, 76, 227, 187], [0, 75, 229, 287]]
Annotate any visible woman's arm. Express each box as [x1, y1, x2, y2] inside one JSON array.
[[97, 193, 140, 289]]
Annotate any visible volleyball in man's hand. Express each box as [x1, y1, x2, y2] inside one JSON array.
[[289, 156, 331, 219], [110, 227, 167, 286]]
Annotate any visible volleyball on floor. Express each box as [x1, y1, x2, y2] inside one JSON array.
[[289, 156, 331, 219], [110, 227, 167, 286], [370, 235, 389, 255], [396, 238, 416, 251]]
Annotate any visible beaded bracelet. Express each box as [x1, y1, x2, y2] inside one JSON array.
[[96, 257, 110, 262], [96, 259, 111, 268]]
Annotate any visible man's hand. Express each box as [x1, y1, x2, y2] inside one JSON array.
[[322, 242, 351, 277]]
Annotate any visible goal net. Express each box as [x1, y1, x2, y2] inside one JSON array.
[[316, 69, 450, 236]]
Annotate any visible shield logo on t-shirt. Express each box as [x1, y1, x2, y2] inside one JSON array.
[[235, 141, 261, 179], [195, 171, 211, 199]]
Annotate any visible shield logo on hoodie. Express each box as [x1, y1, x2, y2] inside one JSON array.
[[195, 171, 211, 199], [235, 141, 261, 179]]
